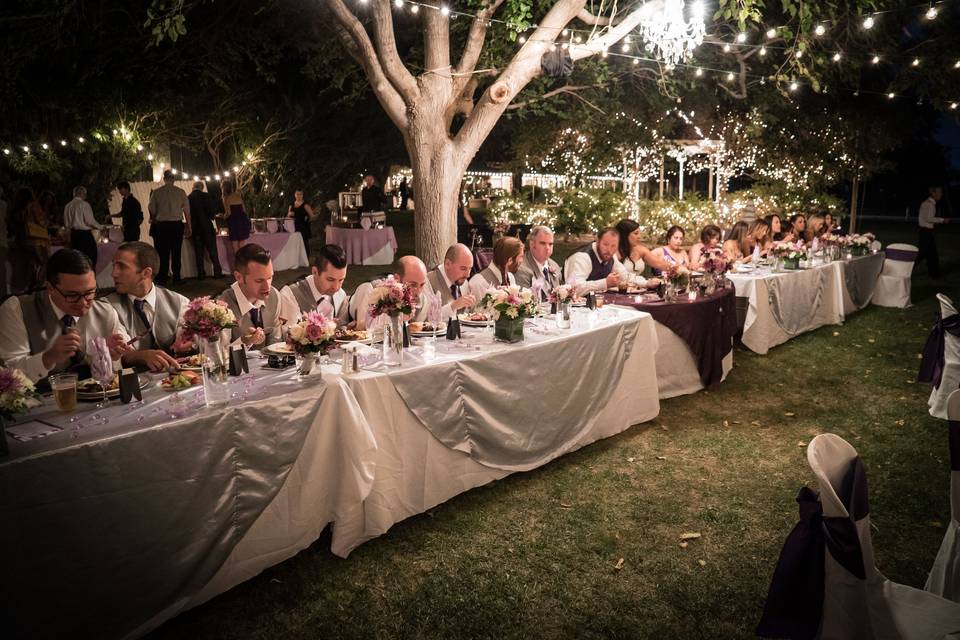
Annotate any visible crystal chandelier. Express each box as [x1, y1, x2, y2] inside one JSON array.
[[637, 0, 706, 65]]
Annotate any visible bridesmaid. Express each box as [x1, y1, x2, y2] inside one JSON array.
[[222, 181, 251, 257], [615, 219, 669, 276], [286, 189, 317, 258], [688, 225, 722, 265], [650, 225, 689, 275]]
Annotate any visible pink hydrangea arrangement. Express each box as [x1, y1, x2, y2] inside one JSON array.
[[285, 311, 337, 355], [369, 276, 418, 318], [180, 296, 238, 340], [699, 248, 729, 275]]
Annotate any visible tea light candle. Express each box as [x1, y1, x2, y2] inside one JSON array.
[[687, 291, 697, 301], [845, 251, 852, 260]]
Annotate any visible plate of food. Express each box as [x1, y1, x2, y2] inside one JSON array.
[[175, 353, 204, 371], [458, 312, 493, 327], [160, 369, 202, 392], [76, 374, 150, 400], [334, 328, 371, 344], [262, 342, 295, 356], [408, 321, 446, 337]]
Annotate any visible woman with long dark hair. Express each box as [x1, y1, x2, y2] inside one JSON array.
[[615, 219, 669, 275]]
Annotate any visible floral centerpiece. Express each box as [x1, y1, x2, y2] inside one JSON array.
[[699, 248, 729, 293], [772, 240, 807, 269], [820, 232, 840, 246], [180, 296, 239, 408], [286, 311, 337, 355], [665, 264, 691, 288], [480, 285, 539, 343], [846, 232, 876, 256], [549, 284, 576, 329], [0, 366, 39, 456], [368, 276, 418, 365]]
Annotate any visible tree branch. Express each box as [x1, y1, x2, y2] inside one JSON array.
[[370, 0, 419, 101], [575, 8, 610, 26], [506, 84, 598, 110], [422, 2, 452, 73], [453, 0, 507, 94]]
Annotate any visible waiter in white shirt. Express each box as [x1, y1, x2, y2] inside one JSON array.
[[64, 186, 103, 269], [917, 185, 951, 279], [564, 227, 657, 293]]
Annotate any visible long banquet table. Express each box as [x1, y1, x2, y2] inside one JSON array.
[[727, 253, 884, 354], [1, 305, 661, 638]]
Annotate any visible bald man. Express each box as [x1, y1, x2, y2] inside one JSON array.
[[351, 255, 430, 329], [424, 243, 477, 321]]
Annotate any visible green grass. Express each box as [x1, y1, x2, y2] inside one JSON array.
[[153, 219, 959, 640]]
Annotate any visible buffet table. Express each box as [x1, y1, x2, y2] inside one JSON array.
[[329, 305, 660, 557], [325, 225, 398, 265], [608, 288, 737, 398], [0, 371, 377, 640], [727, 253, 884, 355]]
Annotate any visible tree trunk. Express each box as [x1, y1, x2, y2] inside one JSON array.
[[849, 175, 860, 235]]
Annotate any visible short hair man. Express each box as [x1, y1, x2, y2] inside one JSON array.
[[0, 249, 129, 383], [515, 226, 562, 299], [351, 255, 429, 329], [279, 244, 351, 325], [360, 175, 385, 213], [564, 227, 653, 292], [468, 236, 524, 301], [424, 243, 478, 321], [106, 242, 191, 371], [117, 181, 144, 242], [218, 244, 284, 349], [187, 181, 223, 279], [917, 185, 954, 279], [64, 185, 103, 268], [148, 170, 192, 285]]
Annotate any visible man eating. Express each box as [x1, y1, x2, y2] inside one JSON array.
[[424, 243, 477, 321], [279, 244, 351, 325], [218, 244, 284, 349]]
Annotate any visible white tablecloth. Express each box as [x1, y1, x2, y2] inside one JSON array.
[[728, 255, 883, 355], [328, 307, 661, 557], [653, 321, 734, 399]]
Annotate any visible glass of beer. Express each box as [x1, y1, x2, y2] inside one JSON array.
[[595, 293, 606, 309], [49, 373, 78, 413]]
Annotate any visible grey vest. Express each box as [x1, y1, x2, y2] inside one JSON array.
[[107, 287, 186, 352], [427, 268, 455, 305], [479, 265, 505, 287], [218, 286, 283, 346], [18, 292, 118, 375], [516, 253, 562, 292], [286, 278, 349, 323]]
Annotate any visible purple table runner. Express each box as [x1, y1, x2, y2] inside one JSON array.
[[607, 288, 737, 388]]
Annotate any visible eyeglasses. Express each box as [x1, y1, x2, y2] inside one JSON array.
[[53, 285, 97, 303]]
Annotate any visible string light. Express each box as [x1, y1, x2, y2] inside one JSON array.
[[722, 43, 731, 52], [912, 58, 920, 67], [439, 5, 449, 16], [410, 4, 418, 13], [736, 32, 747, 43], [21, 146, 29, 153], [393, 0, 403, 7], [814, 24, 826, 36], [759, 46, 766, 56], [2, 149, 9, 155], [952, 103, 958, 110], [955, 60, 960, 68], [795, 49, 803, 58], [832, 52, 842, 62], [621, 42, 630, 52], [77, 136, 85, 143], [926, 5, 939, 19], [863, 16, 875, 29], [41, 143, 48, 150], [766, 28, 776, 39], [872, 55, 880, 64], [518, 35, 526, 44], [789, 81, 798, 92], [887, 92, 895, 99], [726, 71, 735, 82], [59, 140, 67, 147], [695, 67, 703, 76]]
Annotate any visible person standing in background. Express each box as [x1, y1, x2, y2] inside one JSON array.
[[117, 181, 143, 241], [148, 170, 192, 286], [63, 186, 102, 268], [286, 189, 317, 258], [360, 175, 384, 212], [917, 185, 952, 279], [398, 178, 409, 210], [187, 182, 223, 279], [222, 180, 251, 259]]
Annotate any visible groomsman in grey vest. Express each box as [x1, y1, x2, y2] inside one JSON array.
[[515, 225, 562, 299], [351, 255, 429, 329], [106, 242, 189, 371], [467, 236, 523, 302], [0, 249, 130, 383], [218, 244, 284, 349], [279, 244, 351, 325], [424, 243, 476, 321]]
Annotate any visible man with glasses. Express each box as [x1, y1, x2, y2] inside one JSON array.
[[106, 241, 191, 371], [0, 249, 129, 383]]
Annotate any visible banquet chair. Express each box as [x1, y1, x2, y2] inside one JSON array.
[[928, 294, 960, 420], [757, 433, 960, 639], [873, 243, 918, 308], [927, 390, 960, 602]]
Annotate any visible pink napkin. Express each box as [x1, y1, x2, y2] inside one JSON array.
[[88, 336, 113, 381], [317, 298, 334, 318], [427, 291, 442, 323], [531, 277, 544, 302]]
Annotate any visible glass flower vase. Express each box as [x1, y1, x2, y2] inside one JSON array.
[[556, 302, 572, 329], [201, 332, 230, 408], [383, 314, 404, 367]]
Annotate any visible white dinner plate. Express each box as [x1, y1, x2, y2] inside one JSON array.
[[458, 317, 493, 327], [409, 323, 446, 337], [262, 342, 295, 356], [76, 375, 150, 401]]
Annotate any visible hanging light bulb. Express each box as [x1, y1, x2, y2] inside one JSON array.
[[41, 143, 49, 150], [2, 149, 9, 155], [574, 35, 582, 44], [561, 28, 569, 37], [863, 16, 875, 29], [912, 58, 920, 67], [393, 0, 403, 7], [601, 47, 608, 58], [795, 49, 803, 58], [410, 4, 419, 13], [954, 60, 960, 69], [694, 67, 703, 76], [171, 168, 178, 175], [887, 92, 895, 99], [832, 52, 842, 62], [439, 5, 450, 16], [766, 28, 776, 39], [814, 24, 826, 36], [759, 46, 767, 56], [723, 43, 731, 52], [518, 35, 526, 44], [632, 58, 639, 65], [789, 81, 798, 91], [193, 175, 200, 181], [59, 139, 67, 146], [77, 136, 85, 143], [926, 5, 938, 20], [736, 32, 747, 43], [951, 102, 958, 110], [726, 72, 735, 81], [621, 42, 630, 52], [136, 144, 144, 151], [872, 55, 880, 64], [21, 146, 29, 153], [147, 153, 154, 161]]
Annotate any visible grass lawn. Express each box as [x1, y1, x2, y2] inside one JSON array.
[[153, 218, 959, 639]]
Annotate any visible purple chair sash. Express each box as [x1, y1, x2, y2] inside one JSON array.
[[757, 457, 868, 640], [885, 248, 917, 262], [918, 312, 960, 389]]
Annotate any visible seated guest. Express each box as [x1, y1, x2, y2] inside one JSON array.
[[0, 249, 129, 383], [515, 225, 562, 299], [279, 244, 350, 325], [764, 214, 794, 243], [824, 212, 836, 234], [650, 225, 689, 274], [218, 244, 284, 349], [107, 241, 189, 371], [615, 219, 670, 276], [352, 255, 429, 329], [688, 224, 723, 265], [804, 214, 826, 243], [564, 227, 656, 293], [789, 213, 807, 238], [745, 219, 772, 260], [468, 236, 524, 301], [424, 243, 477, 321], [722, 221, 750, 262]]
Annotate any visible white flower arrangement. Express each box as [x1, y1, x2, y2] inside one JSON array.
[[480, 285, 539, 321]]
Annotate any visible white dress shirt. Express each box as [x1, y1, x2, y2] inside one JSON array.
[[132, 285, 159, 328], [231, 280, 266, 317], [468, 264, 517, 305], [919, 197, 945, 229], [427, 268, 463, 321], [563, 244, 646, 293], [63, 197, 102, 231]]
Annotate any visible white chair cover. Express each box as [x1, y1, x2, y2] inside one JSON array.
[[930, 295, 960, 420], [927, 390, 960, 602], [807, 433, 960, 639], [873, 243, 918, 308]]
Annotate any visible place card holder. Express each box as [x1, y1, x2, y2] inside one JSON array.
[[118, 367, 141, 404], [402, 322, 411, 348], [585, 292, 596, 310], [229, 345, 249, 376], [446, 317, 461, 340], [550, 302, 558, 315]]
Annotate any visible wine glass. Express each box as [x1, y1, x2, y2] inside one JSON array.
[[88, 337, 114, 425]]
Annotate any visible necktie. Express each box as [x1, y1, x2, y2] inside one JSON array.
[[543, 266, 551, 282], [132, 299, 152, 332], [60, 315, 75, 334], [450, 283, 460, 300], [249, 307, 263, 329]]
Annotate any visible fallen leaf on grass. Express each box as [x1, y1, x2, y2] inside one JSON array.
[[614, 558, 625, 571], [723, 420, 729, 427], [627, 457, 635, 463], [679, 542, 689, 548], [660, 425, 669, 431], [833, 332, 840, 336], [656, 456, 667, 461], [906, 380, 916, 384], [917, 353, 923, 359], [798, 441, 808, 448], [784, 412, 796, 417], [751, 420, 761, 426], [698, 560, 707, 567], [868, 338, 875, 343], [929, 521, 943, 529], [560, 502, 573, 509], [679, 532, 702, 541], [732, 420, 741, 425], [895, 419, 905, 427]]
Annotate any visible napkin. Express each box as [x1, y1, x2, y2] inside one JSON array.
[[88, 336, 113, 381], [531, 277, 544, 302], [751, 244, 761, 263], [811, 237, 820, 251], [317, 298, 335, 318], [426, 291, 442, 324], [360, 217, 372, 230]]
